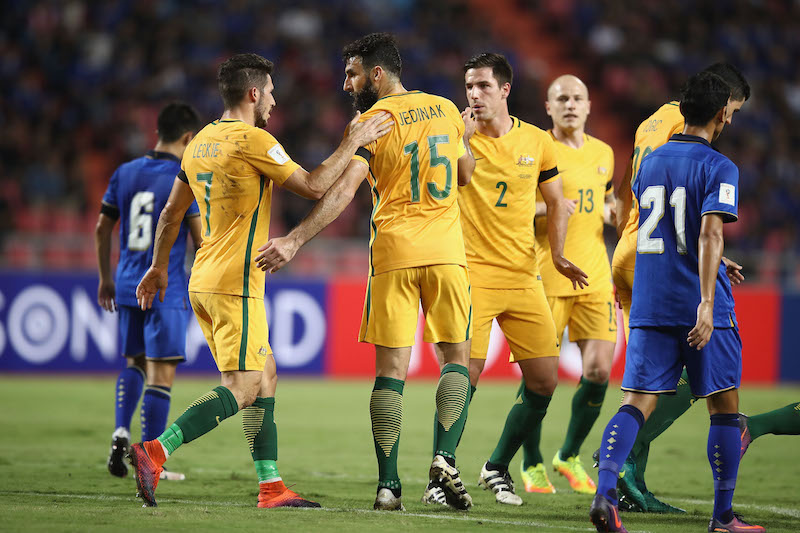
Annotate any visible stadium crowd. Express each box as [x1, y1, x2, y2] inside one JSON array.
[[2, 0, 799, 282]]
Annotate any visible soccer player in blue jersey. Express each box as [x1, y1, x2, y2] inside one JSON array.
[[95, 102, 202, 480], [589, 73, 764, 533]]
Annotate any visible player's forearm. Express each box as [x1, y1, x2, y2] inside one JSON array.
[[546, 199, 568, 260], [305, 138, 361, 198], [286, 182, 356, 250], [535, 201, 547, 217], [94, 224, 113, 281], [151, 204, 184, 269], [697, 231, 724, 303], [604, 198, 616, 226], [457, 145, 475, 186]]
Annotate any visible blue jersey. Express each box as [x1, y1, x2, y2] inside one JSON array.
[[630, 134, 739, 328], [102, 150, 199, 308]]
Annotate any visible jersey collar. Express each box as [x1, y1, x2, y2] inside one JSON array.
[[669, 133, 712, 148], [146, 150, 181, 163]]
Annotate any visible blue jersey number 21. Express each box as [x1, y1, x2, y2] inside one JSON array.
[[637, 185, 687, 255]]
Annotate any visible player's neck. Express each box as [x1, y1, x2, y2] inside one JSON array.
[[220, 107, 254, 126], [152, 141, 184, 160], [477, 110, 513, 138], [681, 124, 715, 143], [551, 126, 584, 149], [377, 81, 407, 100]]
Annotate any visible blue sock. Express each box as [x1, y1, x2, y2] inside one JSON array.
[[141, 385, 172, 442], [114, 366, 145, 432], [708, 413, 740, 523], [597, 404, 645, 505]]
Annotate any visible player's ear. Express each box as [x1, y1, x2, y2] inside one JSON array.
[[501, 82, 511, 99], [181, 131, 194, 146]]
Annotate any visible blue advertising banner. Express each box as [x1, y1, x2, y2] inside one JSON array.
[[0, 272, 326, 375]]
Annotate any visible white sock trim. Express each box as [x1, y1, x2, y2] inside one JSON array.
[[259, 477, 283, 485], [159, 440, 170, 459]]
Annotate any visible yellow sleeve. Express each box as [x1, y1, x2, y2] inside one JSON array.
[[247, 129, 301, 186], [539, 133, 559, 184], [605, 145, 615, 196], [350, 108, 389, 165]]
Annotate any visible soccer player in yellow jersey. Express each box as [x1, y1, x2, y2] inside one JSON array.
[[128, 53, 392, 508], [523, 75, 617, 495], [449, 54, 588, 507], [608, 63, 750, 514], [256, 33, 476, 511]]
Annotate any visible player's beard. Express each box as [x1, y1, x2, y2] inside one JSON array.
[[352, 78, 379, 113], [254, 93, 268, 129]]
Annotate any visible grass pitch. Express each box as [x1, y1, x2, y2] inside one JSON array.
[[1, 376, 798, 532]]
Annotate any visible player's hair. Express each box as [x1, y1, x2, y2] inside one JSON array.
[[702, 62, 750, 102], [341, 33, 402, 78], [679, 72, 731, 126], [463, 53, 513, 87], [217, 53, 274, 109], [157, 102, 200, 143]]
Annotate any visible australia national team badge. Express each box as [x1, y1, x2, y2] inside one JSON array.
[[598, 166, 608, 176], [517, 155, 535, 166]]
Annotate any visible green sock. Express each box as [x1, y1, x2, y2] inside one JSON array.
[[434, 364, 470, 460], [629, 369, 696, 483], [243, 397, 280, 482], [157, 386, 238, 455], [559, 377, 608, 459], [747, 402, 800, 440], [434, 384, 476, 455], [520, 381, 543, 468], [371, 377, 404, 491], [490, 383, 551, 468]]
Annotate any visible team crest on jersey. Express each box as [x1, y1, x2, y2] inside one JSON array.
[[598, 166, 609, 176], [258, 346, 269, 356], [516, 155, 536, 166]]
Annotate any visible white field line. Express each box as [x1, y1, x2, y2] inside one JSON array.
[[671, 498, 800, 519], [0, 490, 642, 532]]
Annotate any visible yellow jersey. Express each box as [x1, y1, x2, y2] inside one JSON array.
[[458, 117, 559, 289], [179, 119, 300, 298], [535, 132, 614, 296], [352, 91, 467, 275], [614, 102, 684, 271]]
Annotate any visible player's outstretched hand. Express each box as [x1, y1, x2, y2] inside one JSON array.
[[688, 301, 714, 350], [98, 279, 117, 312], [564, 198, 578, 217], [554, 256, 589, 290], [255, 236, 300, 274], [461, 107, 477, 142], [346, 111, 394, 147], [136, 266, 167, 311], [722, 256, 744, 285]]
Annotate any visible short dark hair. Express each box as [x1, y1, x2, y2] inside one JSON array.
[[680, 72, 731, 126], [157, 102, 200, 143], [217, 53, 274, 109], [464, 53, 513, 87], [342, 33, 402, 78], [702, 62, 750, 101]]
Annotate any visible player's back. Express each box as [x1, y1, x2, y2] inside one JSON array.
[[180, 119, 299, 298], [630, 134, 739, 328], [357, 91, 466, 275], [104, 151, 194, 308], [615, 102, 685, 270], [458, 117, 558, 289]]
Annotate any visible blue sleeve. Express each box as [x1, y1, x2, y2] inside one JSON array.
[[102, 169, 120, 208], [186, 199, 200, 217], [701, 159, 738, 223]]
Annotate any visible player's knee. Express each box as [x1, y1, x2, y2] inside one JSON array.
[[584, 366, 610, 384], [525, 374, 557, 396], [127, 354, 146, 370], [468, 358, 484, 386]]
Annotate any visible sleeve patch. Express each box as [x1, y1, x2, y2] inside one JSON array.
[[719, 183, 736, 206], [268, 144, 290, 165]]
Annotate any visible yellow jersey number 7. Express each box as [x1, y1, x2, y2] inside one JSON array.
[[403, 135, 452, 202]]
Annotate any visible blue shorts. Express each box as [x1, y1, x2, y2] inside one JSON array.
[[621, 326, 741, 398], [118, 305, 189, 362]]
